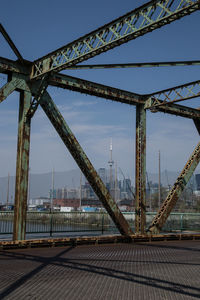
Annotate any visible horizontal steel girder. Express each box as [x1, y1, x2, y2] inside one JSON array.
[[0, 57, 29, 75], [30, 0, 200, 79], [1, 58, 200, 120], [40, 91, 133, 236], [49, 73, 200, 119], [145, 80, 200, 108], [49, 73, 142, 104], [148, 140, 200, 234], [65, 60, 200, 70]]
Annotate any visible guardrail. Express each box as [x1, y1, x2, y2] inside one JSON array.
[[0, 211, 200, 237]]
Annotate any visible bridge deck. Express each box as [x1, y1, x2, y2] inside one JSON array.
[[0, 240, 199, 300]]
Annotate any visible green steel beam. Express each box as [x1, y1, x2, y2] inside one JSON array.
[[49, 73, 200, 119], [40, 91, 133, 236], [13, 91, 31, 241], [0, 57, 29, 75], [135, 104, 146, 234], [26, 75, 49, 119], [1, 58, 200, 120], [49, 73, 142, 104], [31, 0, 200, 79], [148, 140, 200, 234], [0, 79, 18, 104], [65, 60, 200, 70], [145, 80, 200, 108]]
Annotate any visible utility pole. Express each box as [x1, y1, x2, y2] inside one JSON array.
[[6, 172, 10, 210], [51, 168, 54, 212], [28, 168, 31, 209], [114, 161, 118, 202], [108, 138, 114, 192], [146, 172, 152, 211], [80, 171, 82, 209], [158, 150, 161, 208]]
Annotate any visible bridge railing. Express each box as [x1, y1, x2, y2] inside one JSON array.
[[0, 211, 200, 237]]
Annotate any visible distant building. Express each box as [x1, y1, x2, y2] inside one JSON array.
[[29, 197, 50, 206], [195, 174, 200, 191], [98, 168, 107, 184], [53, 198, 80, 209]]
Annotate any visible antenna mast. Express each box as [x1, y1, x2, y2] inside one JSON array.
[[158, 150, 161, 208], [108, 138, 114, 192], [6, 172, 10, 210]]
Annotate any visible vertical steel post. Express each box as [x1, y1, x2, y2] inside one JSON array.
[[135, 104, 146, 234], [13, 91, 31, 241]]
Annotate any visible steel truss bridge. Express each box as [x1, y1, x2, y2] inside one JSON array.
[[1, 0, 200, 241]]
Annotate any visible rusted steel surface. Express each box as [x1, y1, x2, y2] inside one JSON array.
[[135, 104, 146, 234], [1, 233, 200, 250], [13, 91, 31, 241], [145, 80, 200, 108], [49, 73, 200, 119], [26, 75, 49, 119], [49, 73, 142, 104], [148, 141, 200, 234], [0, 239, 200, 299], [0, 2, 200, 243], [40, 92, 133, 237], [1, 59, 200, 119], [0, 78, 21, 103]]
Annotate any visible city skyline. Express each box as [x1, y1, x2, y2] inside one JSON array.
[[0, 0, 200, 181]]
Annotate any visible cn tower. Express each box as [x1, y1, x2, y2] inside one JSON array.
[[108, 138, 114, 191]]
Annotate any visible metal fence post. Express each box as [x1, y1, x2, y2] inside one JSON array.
[[101, 213, 104, 235], [180, 214, 183, 232]]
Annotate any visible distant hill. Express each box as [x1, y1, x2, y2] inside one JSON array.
[[0, 169, 82, 204], [0, 169, 198, 205]]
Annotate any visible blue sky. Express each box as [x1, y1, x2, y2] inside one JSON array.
[[0, 0, 200, 180]]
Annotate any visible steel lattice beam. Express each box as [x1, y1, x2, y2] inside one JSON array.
[[145, 80, 200, 108], [148, 140, 200, 234], [31, 0, 200, 79], [40, 91, 133, 236], [1, 58, 200, 120]]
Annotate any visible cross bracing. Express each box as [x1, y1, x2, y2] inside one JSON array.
[[1, 0, 200, 240]]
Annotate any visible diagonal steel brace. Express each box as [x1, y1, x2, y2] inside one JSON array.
[[26, 75, 49, 118], [0, 77, 24, 104], [40, 91, 133, 236], [148, 140, 200, 234]]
